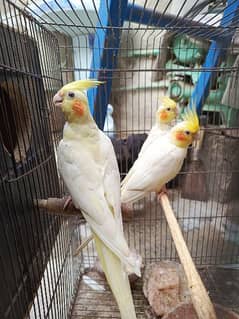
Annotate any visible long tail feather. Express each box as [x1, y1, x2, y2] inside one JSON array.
[[94, 233, 137, 319], [81, 210, 141, 276]]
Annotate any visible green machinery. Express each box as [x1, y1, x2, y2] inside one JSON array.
[[161, 34, 239, 127]]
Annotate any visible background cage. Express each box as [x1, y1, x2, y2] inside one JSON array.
[[1, 0, 239, 318]]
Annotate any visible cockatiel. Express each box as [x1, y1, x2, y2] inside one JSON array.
[[121, 107, 199, 204], [53, 79, 140, 319], [121, 96, 178, 192], [138, 96, 178, 157]]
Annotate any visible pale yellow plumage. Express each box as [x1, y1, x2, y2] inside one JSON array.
[[138, 96, 178, 155], [61, 79, 103, 92], [121, 96, 178, 189], [54, 79, 139, 319], [121, 107, 199, 204]]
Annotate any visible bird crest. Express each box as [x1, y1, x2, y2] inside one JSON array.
[[161, 96, 177, 109], [61, 79, 104, 92], [181, 105, 199, 133]]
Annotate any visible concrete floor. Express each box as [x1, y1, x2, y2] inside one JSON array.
[[70, 267, 239, 318]]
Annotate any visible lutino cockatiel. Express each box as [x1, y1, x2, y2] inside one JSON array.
[[121, 107, 199, 204], [138, 96, 178, 157], [53, 79, 140, 319], [121, 96, 178, 194]]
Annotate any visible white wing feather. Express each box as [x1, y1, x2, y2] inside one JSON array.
[[121, 124, 169, 188], [121, 135, 187, 204], [57, 132, 140, 275], [138, 125, 167, 156], [100, 131, 123, 231]]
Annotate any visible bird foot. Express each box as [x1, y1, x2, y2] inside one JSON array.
[[157, 185, 168, 200]]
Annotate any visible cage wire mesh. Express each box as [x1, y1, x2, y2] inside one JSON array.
[[1, 0, 239, 318], [0, 1, 81, 319]]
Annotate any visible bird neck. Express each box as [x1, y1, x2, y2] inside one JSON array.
[[63, 117, 99, 141], [156, 122, 170, 131]]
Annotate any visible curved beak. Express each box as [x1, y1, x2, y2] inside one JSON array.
[[53, 92, 63, 108]]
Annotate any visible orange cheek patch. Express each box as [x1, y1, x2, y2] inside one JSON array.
[[176, 132, 187, 141], [72, 101, 85, 116], [159, 111, 168, 120]]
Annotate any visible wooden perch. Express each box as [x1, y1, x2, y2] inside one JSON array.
[[35, 197, 132, 221], [159, 193, 217, 319], [34, 197, 85, 219], [35, 197, 95, 254]]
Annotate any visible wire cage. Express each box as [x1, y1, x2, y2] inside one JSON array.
[[1, 0, 239, 318]]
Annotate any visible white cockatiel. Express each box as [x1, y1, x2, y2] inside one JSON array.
[[53, 79, 140, 319], [138, 96, 178, 157], [121, 96, 178, 191], [121, 107, 199, 204]]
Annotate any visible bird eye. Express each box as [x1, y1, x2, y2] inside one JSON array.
[[68, 92, 75, 98], [167, 107, 171, 111], [185, 130, 190, 135]]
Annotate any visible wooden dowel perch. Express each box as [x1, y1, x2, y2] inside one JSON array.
[[159, 193, 217, 319], [34, 197, 84, 217], [34, 197, 94, 254]]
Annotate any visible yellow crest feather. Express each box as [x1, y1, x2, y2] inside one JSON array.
[[181, 105, 199, 133], [61, 79, 104, 92], [161, 96, 177, 109]]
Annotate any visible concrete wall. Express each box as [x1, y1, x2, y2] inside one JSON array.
[[110, 27, 166, 137]]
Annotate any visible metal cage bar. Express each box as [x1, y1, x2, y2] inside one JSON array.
[[1, 1, 239, 318]]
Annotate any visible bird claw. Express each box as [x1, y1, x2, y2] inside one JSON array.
[[157, 185, 168, 200]]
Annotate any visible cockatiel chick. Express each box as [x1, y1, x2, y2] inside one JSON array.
[[121, 107, 199, 204], [138, 96, 178, 157], [53, 79, 140, 319]]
